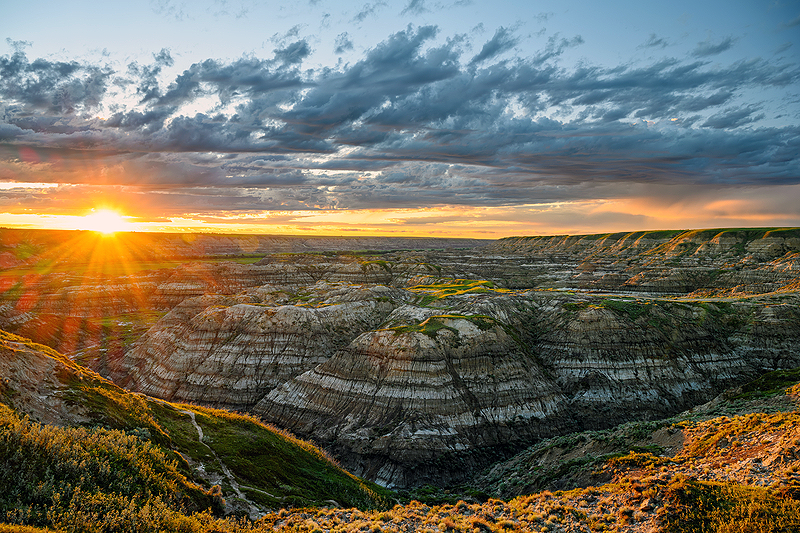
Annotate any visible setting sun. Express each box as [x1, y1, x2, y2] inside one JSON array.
[[78, 209, 131, 234]]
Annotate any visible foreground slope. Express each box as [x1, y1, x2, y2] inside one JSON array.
[[0, 329, 389, 531], [4, 352, 799, 532]]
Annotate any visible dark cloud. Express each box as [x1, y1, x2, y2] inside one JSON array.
[[0, 24, 798, 216], [274, 40, 311, 65], [692, 36, 736, 57], [0, 49, 112, 115], [470, 27, 518, 64], [701, 105, 765, 129]]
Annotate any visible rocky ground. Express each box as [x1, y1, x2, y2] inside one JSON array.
[[253, 375, 800, 532]]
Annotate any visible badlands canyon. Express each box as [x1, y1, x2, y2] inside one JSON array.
[[2, 227, 799, 493]]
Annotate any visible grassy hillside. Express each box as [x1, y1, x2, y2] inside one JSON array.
[[0, 329, 390, 532]]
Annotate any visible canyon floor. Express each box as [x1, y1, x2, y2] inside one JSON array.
[[0, 227, 799, 532]]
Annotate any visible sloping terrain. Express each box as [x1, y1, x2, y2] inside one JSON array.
[[253, 371, 800, 532], [3, 361, 799, 532], [1, 227, 800, 532], [0, 329, 389, 532]]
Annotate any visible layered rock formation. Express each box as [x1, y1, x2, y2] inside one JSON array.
[[252, 289, 800, 486], [256, 306, 571, 487], [115, 283, 407, 411], [481, 228, 800, 293]]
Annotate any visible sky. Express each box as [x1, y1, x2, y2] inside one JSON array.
[[0, 0, 798, 238]]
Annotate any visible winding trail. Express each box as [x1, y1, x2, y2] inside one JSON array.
[[180, 409, 246, 500]]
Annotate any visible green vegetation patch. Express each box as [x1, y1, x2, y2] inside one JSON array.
[[562, 298, 652, 321], [734, 366, 800, 400], [67, 384, 170, 445], [598, 298, 650, 320], [409, 279, 508, 306], [0, 403, 218, 532], [175, 404, 391, 510], [386, 314, 497, 339]]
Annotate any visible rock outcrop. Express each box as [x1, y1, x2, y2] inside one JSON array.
[[252, 289, 800, 487], [114, 283, 406, 411], [256, 306, 571, 487]]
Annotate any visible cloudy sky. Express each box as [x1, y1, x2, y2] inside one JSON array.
[[1, 0, 798, 237]]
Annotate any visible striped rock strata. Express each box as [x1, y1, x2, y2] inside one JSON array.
[[255, 307, 571, 487], [253, 291, 800, 487], [114, 283, 406, 411]]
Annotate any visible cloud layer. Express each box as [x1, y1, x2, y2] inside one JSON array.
[[0, 24, 798, 234]]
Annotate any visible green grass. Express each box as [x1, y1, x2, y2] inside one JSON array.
[[0, 327, 391, 533], [409, 279, 507, 306], [734, 366, 800, 399], [0, 403, 218, 531], [179, 405, 391, 510]]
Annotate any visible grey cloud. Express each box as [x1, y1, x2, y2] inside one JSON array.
[[274, 40, 311, 64], [531, 34, 584, 66], [128, 50, 175, 104], [104, 106, 176, 133], [353, 1, 387, 22], [702, 106, 765, 129], [692, 36, 736, 57], [153, 48, 174, 67], [639, 33, 668, 49], [401, 0, 427, 16], [334, 33, 354, 54], [471, 27, 518, 64], [0, 24, 798, 213], [271, 25, 304, 45], [0, 123, 26, 141], [0, 50, 111, 114]]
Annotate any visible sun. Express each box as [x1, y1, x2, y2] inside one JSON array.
[[78, 209, 132, 234]]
